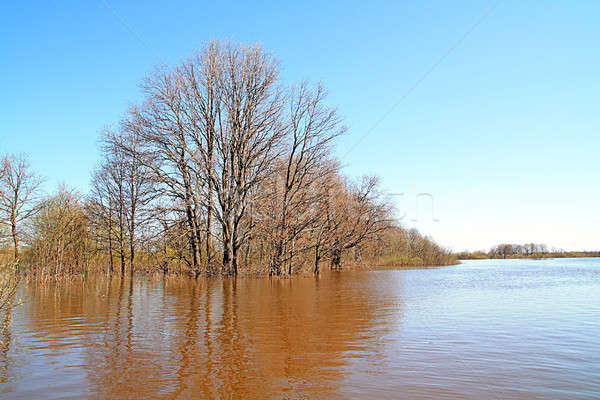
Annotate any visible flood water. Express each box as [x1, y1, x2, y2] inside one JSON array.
[[1, 258, 599, 399]]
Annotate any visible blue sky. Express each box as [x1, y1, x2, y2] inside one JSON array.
[[1, 1, 599, 251]]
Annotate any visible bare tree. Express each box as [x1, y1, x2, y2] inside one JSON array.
[[208, 43, 285, 275], [89, 121, 156, 276], [95, 137, 128, 275], [142, 41, 286, 276], [0, 154, 43, 260], [308, 164, 340, 274], [165, 40, 286, 275], [29, 187, 87, 274], [103, 121, 155, 275], [88, 167, 116, 273], [326, 176, 389, 271], [134, 69, 205, 275], [268, 83, 345, 275], [177, 42, 223, 268]]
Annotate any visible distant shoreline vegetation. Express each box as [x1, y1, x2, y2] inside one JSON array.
[[457, 243, 600, 260]]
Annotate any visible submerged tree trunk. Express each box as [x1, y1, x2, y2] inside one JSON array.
[[119, 226, 125, 275], [185, 202, 201, 275], [206, 137, 214, 266], [108, 202, 114, 274], [232, 238, 238, 276], [182, 153, 202, 276], [222, 238, 232, 276], [118, 190, 126, 275], [129, 179, 136, 276], [314, 244, 321, 275], [270, 244, 283, 276], [330, 240, 342, 271], [287, 239, 295, 275]]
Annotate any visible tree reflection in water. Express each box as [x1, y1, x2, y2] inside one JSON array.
[[3, 272, 393, 399]]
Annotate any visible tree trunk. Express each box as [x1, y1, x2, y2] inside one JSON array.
[[108, 205, 114, 274], [206, 139, 214, 266], [314, 244, 321, 275], [129, 241, 135, 276], [232, 240, 238, 276], [11, 213, 18, 260], [330, 240, 342, 271], [220, 208, 238, 276], [129, 180, 136, 276], [271, 243, 283, 276], [222, 239, 232, 276], [183, 158, 201, 276], [119, 230, 125, 275], [185, 203, 201, 276], [193, 205, 203, 265], [287, 239, 294, 275]]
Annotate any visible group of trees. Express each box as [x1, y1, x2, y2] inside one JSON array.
[[457, 243, 600, 260], [488, 243, 549, 258], [0, 41, 455, 277], [375, 226, 456, 267]]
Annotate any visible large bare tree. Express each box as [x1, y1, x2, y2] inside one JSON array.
[[177, 42, 222, 268], [135, 41, 286, 276], [208, 43, 285, 275]]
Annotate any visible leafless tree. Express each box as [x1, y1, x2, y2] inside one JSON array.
[[29, 187, 87, 274], [177, 42, 222, 268], [0, 154, 43, 260], [89, 121, 156, 275], [267, 83, 345, 275], [103, 122, 155, 275], [326, 176, 390, 271], [133, 68, 205, 275], [89, 167, 116, 273], [203, 42, 285, 275]]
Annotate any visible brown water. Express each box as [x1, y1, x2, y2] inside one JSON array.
[[1, 258, 599, 399]]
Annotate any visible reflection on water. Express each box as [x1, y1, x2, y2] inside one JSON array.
[[1, 258, 600, 399]]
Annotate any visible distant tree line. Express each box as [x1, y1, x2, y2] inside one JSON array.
[[457, 243, 600, 260], [0, 41, 456, 277]]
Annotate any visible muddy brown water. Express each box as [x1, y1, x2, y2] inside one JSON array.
[[1, 258, 599, 399]]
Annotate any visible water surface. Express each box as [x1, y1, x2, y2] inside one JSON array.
[[1, 258, 599, 399]]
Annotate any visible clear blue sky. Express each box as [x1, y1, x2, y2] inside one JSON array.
[[1, 1, 599, 251]]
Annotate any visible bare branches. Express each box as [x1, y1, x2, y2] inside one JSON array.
[[29, 188, 88, 273], [2, 40, 454, 277], [265, 82, 346, 275], [89, 120, 156, 275], [85, 40, 416, 276], [0, 154, 44, 259]]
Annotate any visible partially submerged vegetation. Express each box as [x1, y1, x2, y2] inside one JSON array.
[[375, 227, 457, 267], [0, 261, 19, 340], [0, 262, 19, 312], [457, 243, 600, 260], [0, 40, 455, 278]]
